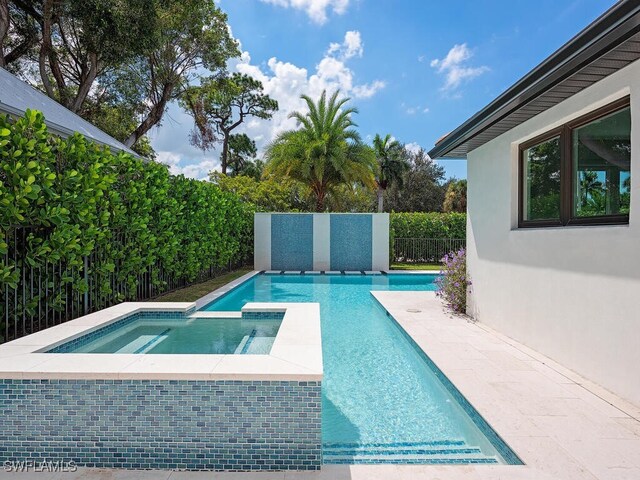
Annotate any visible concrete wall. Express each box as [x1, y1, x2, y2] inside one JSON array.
[[254, 213, 389, 271], [466, 59, 640, 406]]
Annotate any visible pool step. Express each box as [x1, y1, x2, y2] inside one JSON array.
[[243, 336, 275, 354], [323, 441, 500, 465], [115, 329, 170, 354], [234, 333, 276, 355]]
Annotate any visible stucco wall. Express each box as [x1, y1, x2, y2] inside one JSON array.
[[254, 213, 389, 271], [467, 59, 640, 406]]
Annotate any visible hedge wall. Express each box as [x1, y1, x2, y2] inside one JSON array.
[[390, 212, 466, 239], [0, 110, 253, 341]]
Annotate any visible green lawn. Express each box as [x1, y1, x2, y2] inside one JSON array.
[[391, 263, 442, 271], [153, 268, 252, 302]]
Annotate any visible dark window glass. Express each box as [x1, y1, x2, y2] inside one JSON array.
[[523, 136, 561, 221], [573, 107, 631, 218]]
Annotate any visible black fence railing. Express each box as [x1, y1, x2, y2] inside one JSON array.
[[1, 226, 248, 344], [393, 237, 466, 264]]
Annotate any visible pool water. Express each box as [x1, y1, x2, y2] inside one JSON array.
[[59, 316, 282, 354], [201, 273, 520, 465]]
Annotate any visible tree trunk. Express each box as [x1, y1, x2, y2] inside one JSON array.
[[220, 130, 230, 175], [0, 0, 8, 67], [124, 81, 174, 148], [377, 186, 384, 213], [315, 189, 325, 212], [70, 52, 99, 113], [40, 0, 68, 105]]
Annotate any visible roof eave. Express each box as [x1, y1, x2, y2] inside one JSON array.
[[0, 101, 141, 158]]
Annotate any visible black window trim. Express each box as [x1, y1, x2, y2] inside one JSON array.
[[518, 96, 631, 228]]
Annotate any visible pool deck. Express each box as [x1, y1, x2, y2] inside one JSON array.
[[2, 289, 639, 479]]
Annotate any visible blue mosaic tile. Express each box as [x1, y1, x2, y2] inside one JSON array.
[[329, 215, 372, 270], [241, 311, 285, 321], [270, 214, 313, 271], [0, 379, 322, 471]]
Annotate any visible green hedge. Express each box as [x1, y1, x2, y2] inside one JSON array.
[[0, 110, 253, 339], [390, 212, 466, 239]]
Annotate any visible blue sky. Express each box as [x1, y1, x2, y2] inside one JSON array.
[[150, 0, 616, 180]]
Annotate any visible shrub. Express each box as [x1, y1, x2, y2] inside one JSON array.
[[435, 248, 470, 314], [0, 110, 254, 341], [390, 212, 466, 239]]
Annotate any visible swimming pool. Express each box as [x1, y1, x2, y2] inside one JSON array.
[[201, 273, 521, 465], [47, 313, 283, 354]]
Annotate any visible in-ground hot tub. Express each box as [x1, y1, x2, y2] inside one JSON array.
[[0, 299, 323, 471]]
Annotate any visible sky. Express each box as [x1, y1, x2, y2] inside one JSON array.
[[149, 0, 617, 181]]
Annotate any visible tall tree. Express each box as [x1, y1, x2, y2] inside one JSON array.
[[385, 148, 446, 212], [6, 0, 157, 113], [226, 133, 262, 178], [181, 73, 277, 174], [0, 0, 10, 67], [122, 0, 239, 147], [443, 179, 467, 213], [1, 1, 43, 70], [372, 133, 409, 212], [3, 0, 239, 151], [265, 90, 376, 212]]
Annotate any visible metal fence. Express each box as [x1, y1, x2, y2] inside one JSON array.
[[393, 237, 466, 264], [1, 226, 248, 344]]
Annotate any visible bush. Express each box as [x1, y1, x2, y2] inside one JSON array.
[[435, 248, 471, 314], [390, 212, 466, 239], [0, 110, 254, 339]]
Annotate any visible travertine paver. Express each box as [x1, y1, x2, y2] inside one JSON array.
[[1, 290, 638, 479]]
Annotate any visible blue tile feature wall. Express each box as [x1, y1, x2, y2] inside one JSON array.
[[271, 214, 313, 271], [330, 214, 372, 270], [0, 379, 322, 471]]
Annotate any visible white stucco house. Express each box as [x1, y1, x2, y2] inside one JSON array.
[[429, 1, 640, 406]]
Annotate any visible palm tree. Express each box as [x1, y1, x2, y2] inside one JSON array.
[[579, 170, 603, 207], [372, 134, 409, 212], [265, 90, 376, 212]]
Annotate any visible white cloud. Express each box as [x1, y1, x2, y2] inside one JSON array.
[[431, 43, 489, 91], [402, 103, 430, 115], [328, 30, 363, 59], [235, 30, 385, 148], [260, 0, 350, 25], [157, 151, 218, 181]]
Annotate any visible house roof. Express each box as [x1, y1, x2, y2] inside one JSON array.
[[428, 0, 640, 159], [0, 67, 139, 157]]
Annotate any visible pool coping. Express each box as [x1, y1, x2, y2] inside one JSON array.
[[0, 301, 322, 381], [195, 270, 261, 310]]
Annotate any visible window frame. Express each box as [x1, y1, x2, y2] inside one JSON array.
[[518, 96, 631, 228]]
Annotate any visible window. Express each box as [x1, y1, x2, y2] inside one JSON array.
[[519, 97, 631, 227]]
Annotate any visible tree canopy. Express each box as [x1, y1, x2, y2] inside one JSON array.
[[0, 0, 239, 154], [443, 179, 467, 213], [181, 73, 277, 174], [372, 133, 409, 212], [265, 90, 376, 212], [385, 148, 447, 212]]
